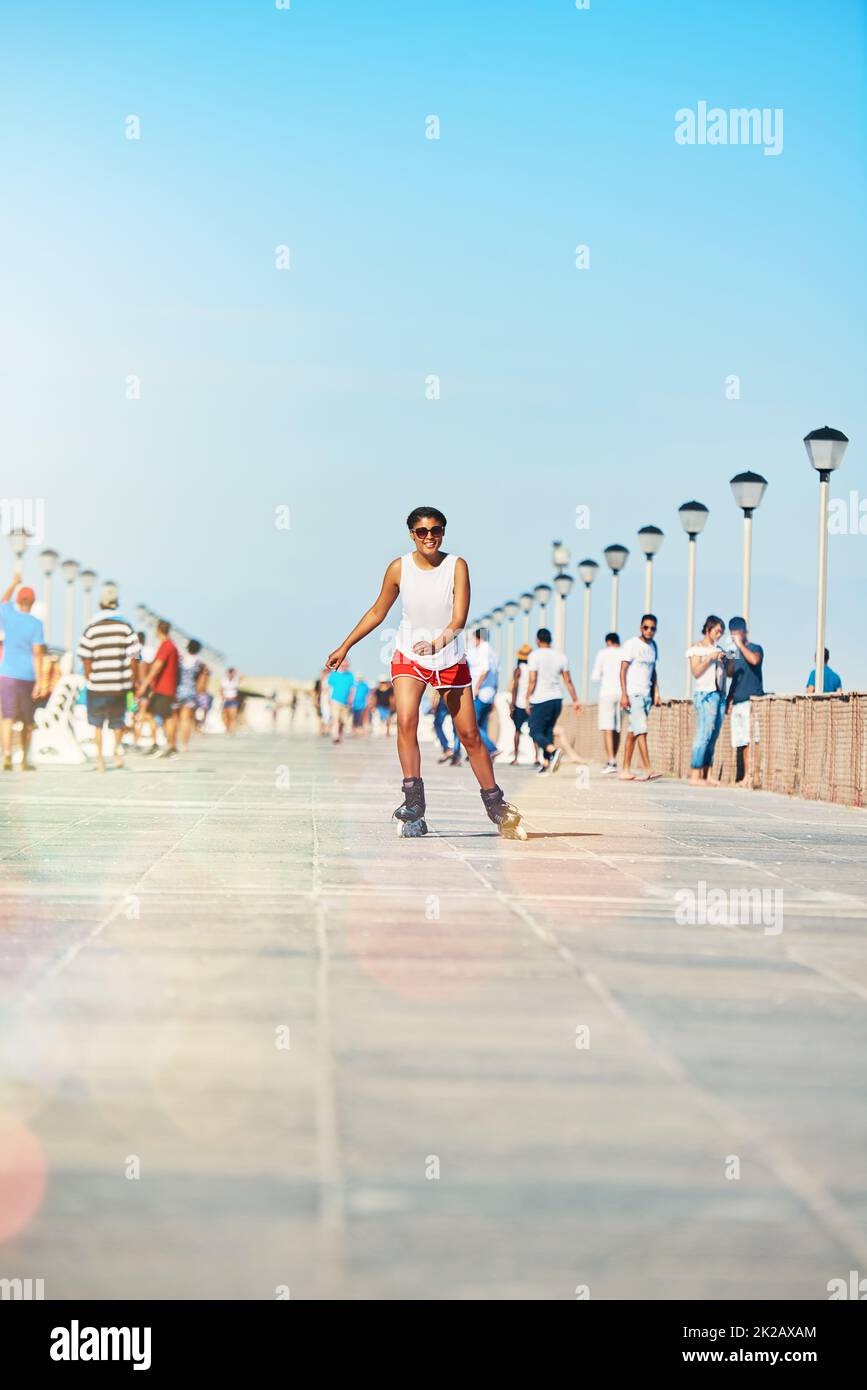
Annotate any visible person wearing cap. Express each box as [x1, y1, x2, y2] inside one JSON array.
[[725, 616, 764, 784], [0, 570, 47, 771], [77, 583, 141, 772], [508, 642, 534, 765]]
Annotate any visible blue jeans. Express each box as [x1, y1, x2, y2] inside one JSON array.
[[474, 697, 498, 755], [691, 690, 723, 769], [434, 699, 459, 753]]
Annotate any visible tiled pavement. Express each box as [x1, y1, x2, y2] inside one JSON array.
[[1, 732, 866, 1300]]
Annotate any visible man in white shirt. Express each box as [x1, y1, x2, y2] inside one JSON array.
[[618, 614, 661, 781], [591, 631, 622, 774], [466, 627, 499, 757], [526, 627, 581, 774]]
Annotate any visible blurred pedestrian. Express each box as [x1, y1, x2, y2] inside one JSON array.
[[527, 627, 581, 775], [0, 571, 46, 772], [686, 615, 726, 785], [221, 667, 240, 733], [176, 640, 208, 750], [327, 658, 354, 744], [351, 675, 370, 734], [725, 617, 763, 785], [508, 643, 533, 765], [806, 649, 842, 694], [467, 627, 499, 759], [619, 615, 661, 781], [373, 678, 394, 735], [77, 582, 141, 772], [433, 686, 460, 763], [138, 619, 180, 759], [591, 631, 622, 774]]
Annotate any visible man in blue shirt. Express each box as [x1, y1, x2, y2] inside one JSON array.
[[725, 616, 764, 785], [327, 660, 354, 744], [0, 572, 47, 771], [806, 649, 842, 694], [350, 676, 370, 734]]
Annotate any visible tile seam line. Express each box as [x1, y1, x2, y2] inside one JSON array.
[[310, 768, 346, 1292]]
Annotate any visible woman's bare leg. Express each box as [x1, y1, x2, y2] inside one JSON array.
[[445, 687, 496, 791], [392, 677, 426, 778]]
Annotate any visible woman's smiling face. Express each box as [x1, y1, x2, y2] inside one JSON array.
[[409, 517, 445, 557]]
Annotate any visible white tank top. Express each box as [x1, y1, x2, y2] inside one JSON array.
[[394, 552, 466, 671]]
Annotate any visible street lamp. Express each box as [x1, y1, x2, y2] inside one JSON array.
[[503, 599, 520, 673], [79, 569, 97, 625], [603, 544, 629, 631], [518, 592, 534, 645], [39, 548, 59, 645], [553, 571, 574, 652], [729, 472, 767, 627], [678, 501, 709, 695], [533, 582, 552, 633], [637, 526, 664, 612], [804, 426, 849, 696], [552, 540, 571, 573], [60, 558, 80, 655], [8, 527, 30, 568], [577, 559, 599, 702], [491, 607, 504, 663]]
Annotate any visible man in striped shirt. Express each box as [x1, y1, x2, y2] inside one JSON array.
[[77, 582, 141, 772]]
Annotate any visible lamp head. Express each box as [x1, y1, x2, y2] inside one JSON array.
[[678, 501, 709, 537], [577, 558, 599, 585], [804, 426, 848, 473], [730, 471, 768, 512], [637, 525, 664, 557]]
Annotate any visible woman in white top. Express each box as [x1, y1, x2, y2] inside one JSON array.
[[686, 615, 726, 784], [326, 507, 526, 838]]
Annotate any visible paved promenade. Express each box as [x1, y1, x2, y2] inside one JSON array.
[[2, 732, 867, 1300]]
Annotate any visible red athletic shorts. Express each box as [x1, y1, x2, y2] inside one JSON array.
[[390, 653, 472, 689]]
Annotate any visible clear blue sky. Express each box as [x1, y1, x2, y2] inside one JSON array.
[[2, 0, 865, 693]]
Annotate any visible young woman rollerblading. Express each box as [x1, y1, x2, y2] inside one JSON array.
[[326, 507, 526, 840]]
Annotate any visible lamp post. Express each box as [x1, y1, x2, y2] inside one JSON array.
[[533, 583, 552, 633], [79, 569, 97, 626], [637, 526, 664, 612], [8, 527, 30, 573], [553, 571, 574, 653], [729, 472, 767, 626], [552, 540, 570, 574], [491, 607, 504, 663], [577, 559, 599, 702], [518, 592, 534, 645], [39, 549, 58, 645], [804, 426, 849, 696], [678, 501, 709, 695], [60, 558, 80, 655], [603, 545, 629, 631], [503, 599, 520, 673]]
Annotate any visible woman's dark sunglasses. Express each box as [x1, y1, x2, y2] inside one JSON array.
[[412, 526, 444, 539]]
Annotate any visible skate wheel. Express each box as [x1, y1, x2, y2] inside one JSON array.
[[399, 818, 427, 838], [502, 821, 528, 841]]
